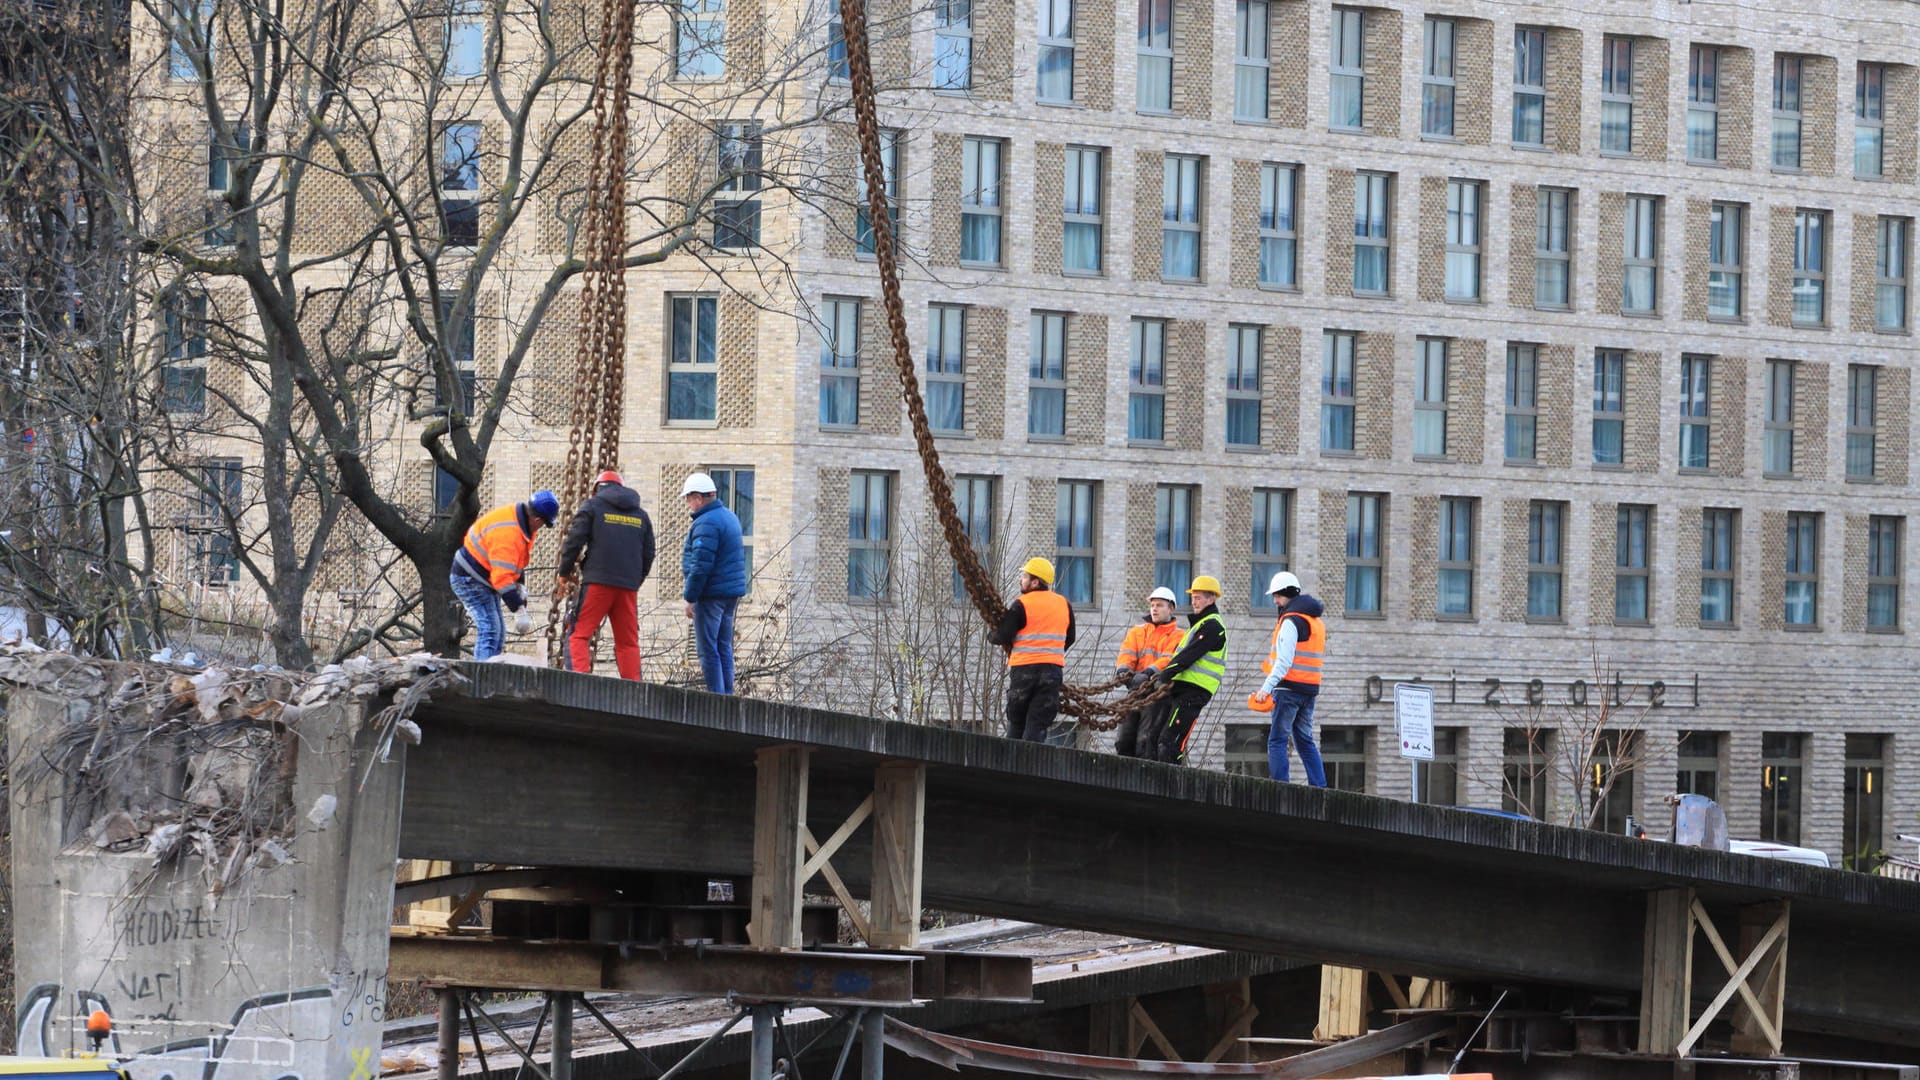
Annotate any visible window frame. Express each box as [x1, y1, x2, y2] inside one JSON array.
[[169, 0, 215, 81], [1416, 728, 1462, 805], [666, 293, 719, 425], [1136, 0, 1174, 113], [1773, 54, 1804, 171], [1511, 27, 1546, 147], [1329, 7, 1365, 131], [1028, 311, 1068, 440], [1127, 317, 1167, 444], [817, 296, 862, 429], [1344, 491, 1385, 616], [1534, 186, 1571, 309], [709, 466, 757, 591], [1843, 734, 1888, 867], [1444, 178, 1482, 301], [1764, 359, 1795, 476], [439, 122, 482, 248], [951, 474, 997, 602], [1700, 508, 1738, 627], [847, 470, 896, 602], [1152, 484, 1197, 595], [1688, 45, 1721, 164], [1436, 495, 1476, 620], [959, 135, 1005, 266], [1160, 154, 1204, 282], [1783, 511, 1820, 628], [1226, 323, 1263, 448], [855, 128, 901, 258], [1847, 363, 1877, 481], [1352, 171, 1392, 296], [1257, 162, 1298, 289], [925, 303, 967, 435], [1502, 728, 1552, 818], [1413, 336, 1449, 459], [1038, 0, 1076, 103], [1055, 479, 1100, 605], [1622, 194, 1660, 315], [1525, 499, 1565, 623], [1421, 17, 1457, 139], [1592, 348, 1626, 467], [713, 121, 763, 250], [1250, 488, 1291, 608], [1600, 35, 1634, 156], [1876, 216, 1910, 333], [1868, 515, 1902, 631], [1679, 354, 1711, 471], [161, 292, 210, 415], [1616, 503, 1653, 624], [1707, 201, 1744, 321], [674, 0, 727, 80], [934, 0, 974, 91], [1676, 730, 1723, 802], [1234, 0, 1272, 121], [1505, 343, 1538, 463], [1856, 61, 1885, 179], [1062, 145, 1105, 275], [1791, 208, 1827, 327], [196, 457, 243, 584], [1760, 732, 1805, 845], [445, 0, 485, 80], [1321, 330, 1357, 453]]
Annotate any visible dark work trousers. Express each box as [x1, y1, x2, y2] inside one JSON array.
[[1004, 665, 1064, 741], [1155, 683, 1216, 764], [1114, 695, 1170, 757]]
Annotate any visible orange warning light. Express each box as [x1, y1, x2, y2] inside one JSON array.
[[85, 1009, 112, 1041]]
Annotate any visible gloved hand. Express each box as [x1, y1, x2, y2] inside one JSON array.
[[1135, 667, 1160, 688], [1152, 667, 1175, 685], [500, 584, 527, 612], [512, 610, 534, 635], [1113, 667, 1134, 687]]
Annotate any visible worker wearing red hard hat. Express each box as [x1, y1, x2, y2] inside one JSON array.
[[557, 470, 656, 679]]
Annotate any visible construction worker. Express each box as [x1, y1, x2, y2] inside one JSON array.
[[1249, 571, 1329, 786], [450, 490, 561, 661], [990, 557, 1077, 742], [681, 472, 748, 694], [557, 470, 656, 680], [1112, 586, 1184, 758], [1150, 576, 1228, 765]]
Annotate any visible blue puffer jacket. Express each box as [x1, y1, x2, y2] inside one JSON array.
[[682, 500, 748, 601]]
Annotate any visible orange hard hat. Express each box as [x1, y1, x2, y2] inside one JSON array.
[[594, 470, 623, 486], [1246, 692, 1274, 714]]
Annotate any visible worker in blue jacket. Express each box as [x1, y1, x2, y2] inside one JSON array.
[[680, 472, 748, 694]]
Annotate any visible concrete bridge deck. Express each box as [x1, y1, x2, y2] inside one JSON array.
[[399, 664, 1920, 1046]]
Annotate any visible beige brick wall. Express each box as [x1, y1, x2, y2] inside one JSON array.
[[539, 119, 593, 255], [1025, 475, 1055, 563], [870, 0, 912, 86], [1842, 512, 1870, 633], [655, 460, 703, 601], [1167, 319, 1206, 451], [1361, 7, 1402, 138], [1066, 312, 1107, 445], [1719, 47, 1755, 171], [1221, 485, 1254, 612], [1544, 26, 1584, 154], [1408, 495, 1438, 620], [1271, 0, 1310, 127], [1416, 175, 1447, 302], [928, 133, 961, 268], [1624, 350, 1660, 473], [1124, 481, 1156, 602], [1887, 64, 1918, 183], [1230, 159, 1261, 290], [1759, 509, 1787, 630], [1325, 169, 1355, 298], [1683, 199, 1712, 322], [858, 299, 902, 435], [1077, 0, 1115, 110], [1133, 150, 1165, 283], [816, 466, 851, 600], [1317, 488, 1348, 619], [1595, 191, 1624, 316], [1538, 343, 1575, 468], [1356, 331, 1395, 461], [1032, 142, 1065, 276], [1498, 498, 1528, 622], [1591, 501, 1618, 628], [1849, 212, 1879, 332], [1877, 366, 1910, 485], [1455, 18, 1492, 146], [1451, 337, 1487, 465], [1507, 183, 1537, 308], [822, 125, 858, 261], [972, 0, 1013, 102], [1262, 325, 1301, 454], [1766, 204, 1796, 328], [1674, 506, 1703, 631], [718, 295, 759, 430], [1174, 0, 1214, 121], [728, 0, 764, 81], [1801, 54, 1837, 177], [1793, 359, 1829, 480], [1711, 355, 1748, 478], [964, 305, 1007, 440], [1630, 37, 1669, 162]]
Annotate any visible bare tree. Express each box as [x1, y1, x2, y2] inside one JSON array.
[[1471, 656, 1654, 830]]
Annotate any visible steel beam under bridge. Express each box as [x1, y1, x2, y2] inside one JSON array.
[[399, 664, 1920, 1046]]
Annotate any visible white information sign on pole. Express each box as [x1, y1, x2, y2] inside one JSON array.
[[1395, 682, 1436, 761]]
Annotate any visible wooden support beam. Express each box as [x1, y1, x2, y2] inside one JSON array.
[[1729, 901, 1790, 1057], [869, 761, 927, 949], [1638, 887, 1695, 1054], [1088, 1000, 1128, 1058], [800, 795, 874, 883], [1677, 899, 1790, 1058], [1314, 965, 1367, 1041], [803, 827, 873, 944], [750, 746, 810, 950], [1202, 980, 1260, 1065], [1373, 971, 1414, 1012], [1129, 1000, 1182, 1061]]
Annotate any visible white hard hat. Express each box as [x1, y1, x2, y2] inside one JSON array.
[[1148, 586, 1178, 604], [681, 472, 717, 496], [1267, 571, 1302, 595]]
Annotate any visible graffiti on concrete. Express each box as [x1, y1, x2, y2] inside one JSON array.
[[18, 983, 335, 1080]]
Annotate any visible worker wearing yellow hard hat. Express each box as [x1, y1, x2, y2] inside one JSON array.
[[1145, 575, 1229, 765], [990, 557, 1078, 742]]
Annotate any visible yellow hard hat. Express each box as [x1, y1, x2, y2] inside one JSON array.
[[1022, 557, 1056, 585], [1188, 575, 1222, 596]]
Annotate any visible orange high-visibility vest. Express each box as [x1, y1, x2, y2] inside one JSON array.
[[1009, 590, 1071, 667], [1115, 620, 1185, 672], [1261, 612, 1326, 687], [461, 504, 535, 592]]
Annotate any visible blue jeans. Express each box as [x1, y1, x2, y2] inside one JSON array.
[[1267, 686, 1327, 786], [694, 597, 738, 694], [450, 571, 504, 661]]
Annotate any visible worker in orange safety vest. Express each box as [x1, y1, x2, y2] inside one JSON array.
[[990, 557, 1077, 742], [1247, 571, 1328, 785], [1111, 586, 1185, 758], [450, 490, 561, 660]]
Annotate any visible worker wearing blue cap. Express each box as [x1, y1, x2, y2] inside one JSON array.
[[451, 490, 560, 660]]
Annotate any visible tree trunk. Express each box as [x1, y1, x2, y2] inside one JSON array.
[[418, 548, 463, 658]]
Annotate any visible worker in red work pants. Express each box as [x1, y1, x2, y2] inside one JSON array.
[[557, 471, 656, 679]]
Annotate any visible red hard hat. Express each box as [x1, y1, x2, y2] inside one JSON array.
[[594, 470, 623, 486]]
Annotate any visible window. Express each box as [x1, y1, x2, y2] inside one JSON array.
[[1437, 496, 1475, 618], [1039, 0, 1075, 102], [960, 136, 1003, 265], [1784, 512, 1819, 627], [1688, 45, 1720, 162], [1764, 360, 1794, 475], [1876, 216, 1909, 331], [1136, 0, 1173, 112], [440, 122, 481, 247], [1701, 509, 1738, 626], [1503, 728, 1551, 818], [1329, 8, 1364, 130], [1512, 28, 1545, 146], [162, 293, 209, 414], [435, 297, 477, 414], [1353, 172, 1391, 295], [1056, 480, 1098, 604], [1063, 147, 1104, 274], [1153, 485, 1195, 594], [1593, 349, 1625, 466], [675, 0, 725, 78], [433, 464, 462, 514], [1680, 355, 1711, 470], [952, 475, 996, 602], [1622, 195, 1659, 314], [855, 128, 899, 257], [1445, 180, 1481, 301], [1773, 55, 1803, 170], [1234, 0, 1270, 120], [667, 295, 718, 423], [1588, 732, 1636, 834], [205, 122, 245, 247], [1856, 63, 1884, 178], [848, 471, 894, 600], [197, 459, 242, 583], [1413, 337, 1448, 457], [1526, 501, 1564, 620], [702, 469, 756, 590], [1257, 163, 1297, 288], [827, 0, 848, 80], [1707, 202, 1743, 319], [1223, 725, 1269, 778], [1226, 324, 1262, 447], [1321, 727, 1369, 793], [1161, 155, 1203, 281], [1843, 735, 1887, 868], [818, 297, 860, 427], [1869, 516, 1901, 629], [1676, 731, 1721, 801], [1760, 733, 1804, 845], [1600, 36, 1633, 155], [1617, 504, 1652, 622], [446, 0, 484, 79], [1321, 331, 1356, 452], [1422, 18, 1456, 138], [1791, 209, 1826, 326], [934, 0, 972, 90], [1127, 318, 1166, 442], [1847, 364, 1877, 479], [1028, 313, 1066, 438], [714, 122, 762, 249], [1415, 729, 1460, 805], [1250, 489, 1290, 608], [1345, 493, 1384, 615], [926, 304, 966, 433], [1505, 344, 1538, 462], [1534, 187, 1571, 308], [169, 0, 213, 80]]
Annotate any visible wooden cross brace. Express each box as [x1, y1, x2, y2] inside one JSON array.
[[1638, 888, 1790, 1058]]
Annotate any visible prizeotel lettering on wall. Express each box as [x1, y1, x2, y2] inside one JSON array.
[[1363, 673, 1700, 709]]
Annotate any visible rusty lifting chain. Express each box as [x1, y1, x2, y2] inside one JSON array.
[[544, 0, 638, 665], [838, 0, 1164, 729]]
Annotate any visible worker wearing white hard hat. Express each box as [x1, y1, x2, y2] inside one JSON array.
[[1249, 570, 1328, 787], [680, 471, 747, 694], [1110, 586, 1184, 758]]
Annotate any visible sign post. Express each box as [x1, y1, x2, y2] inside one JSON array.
[[1395, 682, 1435, 804]]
